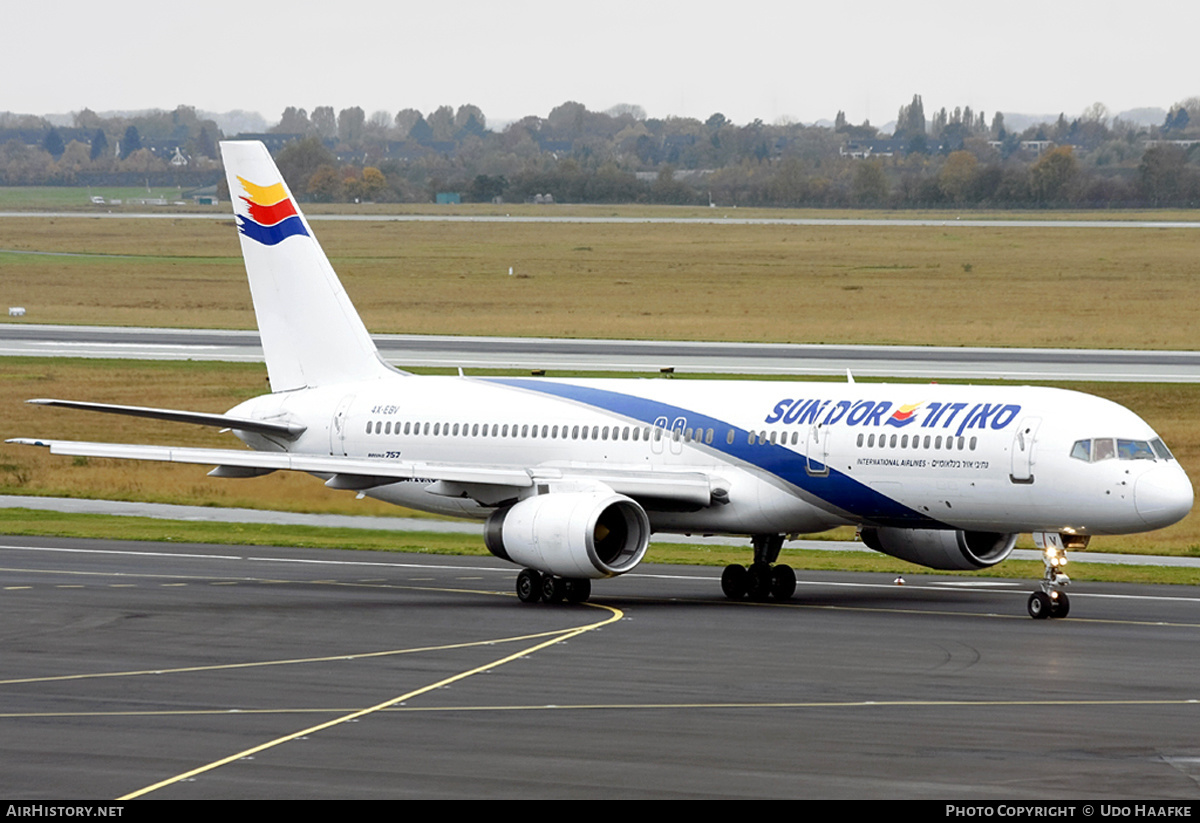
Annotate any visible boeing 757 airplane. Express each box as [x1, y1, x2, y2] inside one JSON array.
[[10, 141, 1193, 618]]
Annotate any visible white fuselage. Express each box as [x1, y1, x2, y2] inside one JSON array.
[[229, 374, 1193, 540]]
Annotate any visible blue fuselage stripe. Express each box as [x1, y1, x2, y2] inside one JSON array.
[[487, 378, 938, 527]]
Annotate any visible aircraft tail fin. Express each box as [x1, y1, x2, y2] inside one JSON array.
[[219, 140, 390, 392]]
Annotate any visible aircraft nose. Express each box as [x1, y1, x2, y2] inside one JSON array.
[[1135, 464, 1194, 529]]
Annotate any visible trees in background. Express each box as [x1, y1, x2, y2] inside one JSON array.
[[1029, 146, 1079, 204], [119, 126, 141, 159], [1, 98, 1198, 207], [88, 129, 107, 161]]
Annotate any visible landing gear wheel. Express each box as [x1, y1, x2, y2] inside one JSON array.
[[1032, 532, 1073, 620], [541, 574, 565, 604], [1050, 592, 1070, 618], [562, 578, 591, 604], [516, 569, 542, 604], [721, 564, 748, 600], [769, 564, 796, 601], [1027, 591, 1052, 619], [746, 562, 773, 601]]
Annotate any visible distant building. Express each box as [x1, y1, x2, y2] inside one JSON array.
[[183, 184, 220, 205], [1143, 139, 1200, 149], [231, 133, 304, 154], [635, 169, 713, 183], [839, 139, 904, 159]]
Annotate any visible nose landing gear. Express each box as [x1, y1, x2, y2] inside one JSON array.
[[1028, 532, 1077, 619]]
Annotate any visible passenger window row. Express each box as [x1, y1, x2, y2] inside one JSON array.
[[364, 419, 718, 444], [855, 432, 978, 451], [365, 420, 990, 453]]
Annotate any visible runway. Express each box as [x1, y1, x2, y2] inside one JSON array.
[[4, 536, 1200, 799], [4, 323, 1200, 381], [3, 210, 1200, 229]]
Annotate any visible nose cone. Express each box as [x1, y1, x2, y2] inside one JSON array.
[[1135, 464, 1194, 529]]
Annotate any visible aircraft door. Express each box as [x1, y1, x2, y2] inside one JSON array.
[[330, 394, 356, 456], [650, 415, 668, 455], [1009, 416, 1041, 484], [806, 423, 830, 477], [669, 417, 686, 455]]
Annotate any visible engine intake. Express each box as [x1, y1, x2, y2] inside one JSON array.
[[485, 492, 651, 579], [860, 527, 1016, 570]]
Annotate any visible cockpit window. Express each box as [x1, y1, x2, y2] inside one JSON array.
[[1071, 437, 1173, 462], [1117, 439, 1156, 460]]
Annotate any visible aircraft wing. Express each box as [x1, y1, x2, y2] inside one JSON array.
[[7, 438, 717, 506]]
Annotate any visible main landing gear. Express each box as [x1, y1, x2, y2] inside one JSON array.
[[721, 534, 797, 602], [1027, 532, 1075, 619], [515, 568, 592, 605]]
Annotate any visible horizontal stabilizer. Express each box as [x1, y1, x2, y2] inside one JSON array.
[[27, 399, 306, 439]]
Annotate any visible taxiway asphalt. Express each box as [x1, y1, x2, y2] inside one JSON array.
[[3, 536, 1199, 799], [4, 494, 1197, 568], [4, 324, 1200, 381]]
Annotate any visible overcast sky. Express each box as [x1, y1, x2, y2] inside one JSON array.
[[7, 1, 1197, 128]]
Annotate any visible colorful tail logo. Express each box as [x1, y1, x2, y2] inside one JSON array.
[[236, 176, 310, 246], [885, 402, 923, 427]]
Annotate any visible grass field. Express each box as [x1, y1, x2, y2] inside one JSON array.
[[0, 187, 206, 210], [1, 206, 1198, 564], [2, 214, 1200, 349]]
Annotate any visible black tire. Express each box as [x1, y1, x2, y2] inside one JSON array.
[[1050, 592, 1070, 618], [563, 578, 591, 604], [1028, 591, 1052, 619], [541, 574, 565, 604], [747, 561, 773, 601], [721, 564, 748, 600], [516, 569, 542, 604], [770, 564, 797, 601]]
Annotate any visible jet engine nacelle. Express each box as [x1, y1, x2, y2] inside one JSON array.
[[484, 492, 651, 579], [860, 527, 1017, 570]]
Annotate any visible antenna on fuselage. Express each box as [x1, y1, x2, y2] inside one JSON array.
[[846, 369, 855, 384]]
